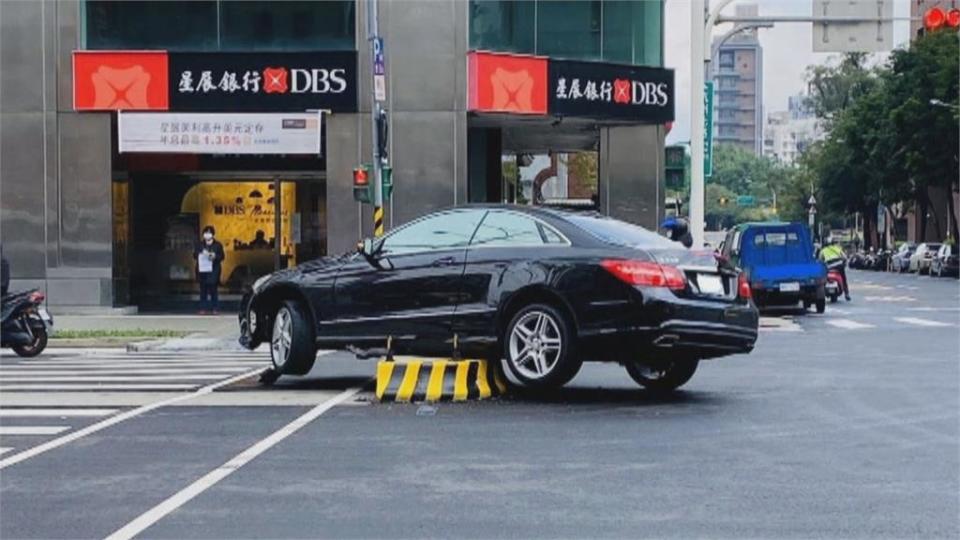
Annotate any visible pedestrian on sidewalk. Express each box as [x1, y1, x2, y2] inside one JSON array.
[[194, 226, 225, 314]]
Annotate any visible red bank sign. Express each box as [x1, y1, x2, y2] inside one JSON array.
[[73, 51, 169, 110], [468, 52, 548, 115]]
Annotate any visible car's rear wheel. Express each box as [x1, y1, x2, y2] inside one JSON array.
[[270, 301, 316, 376], [503, 303, 580, 390], [816, 298, 826, 313], [625, 359, 699, 393]]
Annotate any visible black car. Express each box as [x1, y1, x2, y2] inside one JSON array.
[[239, 205, 759, 392], [931, 244, 959, 277]]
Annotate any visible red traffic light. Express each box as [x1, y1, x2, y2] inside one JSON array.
[[948, 9, 960, 28], [924, 7, 946, 30], [353, 166, 369, 186]]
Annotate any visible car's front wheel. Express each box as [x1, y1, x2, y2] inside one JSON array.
[[625, 359, 699, 393], [503, 303, 581, 390], [270, 300, 316, 376]]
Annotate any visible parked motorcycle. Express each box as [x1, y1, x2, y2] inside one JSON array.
[[1, 289, 53, 357], [825, 260, 846, 303]]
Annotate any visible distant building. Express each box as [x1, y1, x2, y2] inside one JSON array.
[[711, 4, 764, 155], [763, 93, 823, 165]]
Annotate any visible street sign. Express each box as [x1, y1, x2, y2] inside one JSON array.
[[704, 81, 714, 177], [813, 0, 893, 53], [737, 195, 755, 207], [373, 37, 385, 75]]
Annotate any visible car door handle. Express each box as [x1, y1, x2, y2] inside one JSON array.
[[431, 256, 457, 267]]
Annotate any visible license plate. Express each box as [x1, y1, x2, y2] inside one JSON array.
[[37, 308, 52, 321], [779, 282, 800, 292], [697, 274, 724, 295]]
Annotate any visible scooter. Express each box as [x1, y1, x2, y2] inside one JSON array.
[[825, 260, 845, 304], [1, 289, 53, 357]]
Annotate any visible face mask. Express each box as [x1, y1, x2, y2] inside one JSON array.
[[203, 232, 213, 241]]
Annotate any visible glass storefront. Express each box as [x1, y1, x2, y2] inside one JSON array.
[[469, 0, 662, 66], [83, 0, 355, 51], [113, 169, 325, 311]]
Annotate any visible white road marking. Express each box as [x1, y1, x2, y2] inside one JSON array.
[[826, 319, 876, 330], [906, 307, 960, 312], [894, 317, 951, 327], [0, 384, 199, 391], [865, 296, 916, 302], [11, 359, 266, 367], [758, 317, 803, 332], [0, 368, 252, 375], [0, 447, 12, 455], [0, 426, 70, 436], [0, 367, 266, 470], [0, 374, 253, 382], [105, 385, 365, 540], [855, 283, 894, 291], [0, 408, 118, 417]]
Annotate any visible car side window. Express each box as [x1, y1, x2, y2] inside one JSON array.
[[380, 210, 484, 255], [470, 211, 557, 247]]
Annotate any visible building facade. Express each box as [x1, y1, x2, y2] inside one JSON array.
[[0, 0, 671, 310], [711, 4, 763, 155], [762, 93, 823, 165]]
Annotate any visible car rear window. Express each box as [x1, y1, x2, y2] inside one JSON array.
[[567, 214, 677, 249]]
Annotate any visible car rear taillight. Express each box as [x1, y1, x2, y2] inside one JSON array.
[[28, 291, 45, 304], [600, 259, 686, 290], [738, 273, 752, 299]]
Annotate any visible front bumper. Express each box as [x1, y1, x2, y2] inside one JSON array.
[[237, 292, 258, 350]]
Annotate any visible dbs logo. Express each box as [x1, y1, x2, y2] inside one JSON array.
[[90, 66, 152, 109], [613, 79, 631, 104], [490, 68, 535, 112], [468, 52, 547, 115], [73, 51, 169, 110], [263, 67, 289, 94]]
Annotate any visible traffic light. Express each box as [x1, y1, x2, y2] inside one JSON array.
[[665, 145, 686, 189], [923, 7, 960, 33], [353, 165, 373, 203], [381, 165, 393, 201]]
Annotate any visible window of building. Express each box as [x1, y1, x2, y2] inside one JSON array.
[[84, 0, 355, 51], [468, 0, 662, 66], [718, 51, 735, 68], [469, 0, 536, 54]]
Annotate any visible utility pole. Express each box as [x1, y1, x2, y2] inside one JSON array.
[[689, 0, 707, 249], [366, 0, 387, 237]]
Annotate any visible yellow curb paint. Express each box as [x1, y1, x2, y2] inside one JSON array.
[[375, 361, 395, 400], [426, 360, 448, 402], [476, 360, 492, 398], [395, 360, 422, 402], [493, 365, 508, 394], [454, 361, 470, 401]]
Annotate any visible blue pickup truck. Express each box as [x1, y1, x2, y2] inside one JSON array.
[[720, 222, 827, 313]]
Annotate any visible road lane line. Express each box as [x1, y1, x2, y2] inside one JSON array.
[[0, 368, 250, 375], [0, 447, 12, 455], [894, 317, 951, 327], [0, 374, 255, 382], [0, 366, 265, 470], [0, 426, 70, 435], [104, 385, 365, 540], [826, 319, 876, 330], [0, 384, 199, 391], [0, 408, 118, 417]]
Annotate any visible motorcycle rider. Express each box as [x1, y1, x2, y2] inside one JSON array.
[[819, 236, 850, 301], [661, 217, 693, 248]]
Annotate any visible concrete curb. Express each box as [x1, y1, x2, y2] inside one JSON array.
[[127, 335, 265, 353], [376, 359, 508, 403]]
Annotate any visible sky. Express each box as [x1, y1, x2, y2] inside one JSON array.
[[664, 0, 914, 144]]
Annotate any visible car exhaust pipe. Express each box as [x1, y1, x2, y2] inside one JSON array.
[[653, 334, 680, 347]]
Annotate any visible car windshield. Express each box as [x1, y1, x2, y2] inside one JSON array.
[[567, 214, 678, 249]]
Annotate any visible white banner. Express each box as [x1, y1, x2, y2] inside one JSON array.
[[118, 112, 322, 154]]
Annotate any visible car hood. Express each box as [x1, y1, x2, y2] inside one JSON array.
[[255, 253, 351, 291]]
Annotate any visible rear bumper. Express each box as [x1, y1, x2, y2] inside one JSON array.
[[753, 284, 823, 306], [579, 291, 759, 361]]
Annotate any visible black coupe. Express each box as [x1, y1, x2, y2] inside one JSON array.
[[239, 205, 758, 392]]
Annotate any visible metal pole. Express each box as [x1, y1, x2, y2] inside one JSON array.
[[367, 0, 385, 237], [689, 0, 706, 249]]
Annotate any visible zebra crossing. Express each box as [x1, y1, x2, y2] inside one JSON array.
[[760, 313, 958, 333], [0, 349, 270, 461]]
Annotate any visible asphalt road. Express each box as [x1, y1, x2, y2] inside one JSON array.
[[1, 270, 958, 539]]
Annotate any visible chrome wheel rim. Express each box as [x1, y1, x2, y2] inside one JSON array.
[[509, 310, 562, 380], [271, 308, 292, 369]]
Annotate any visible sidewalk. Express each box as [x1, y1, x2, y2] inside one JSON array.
[[51, 314, 246, 351]]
